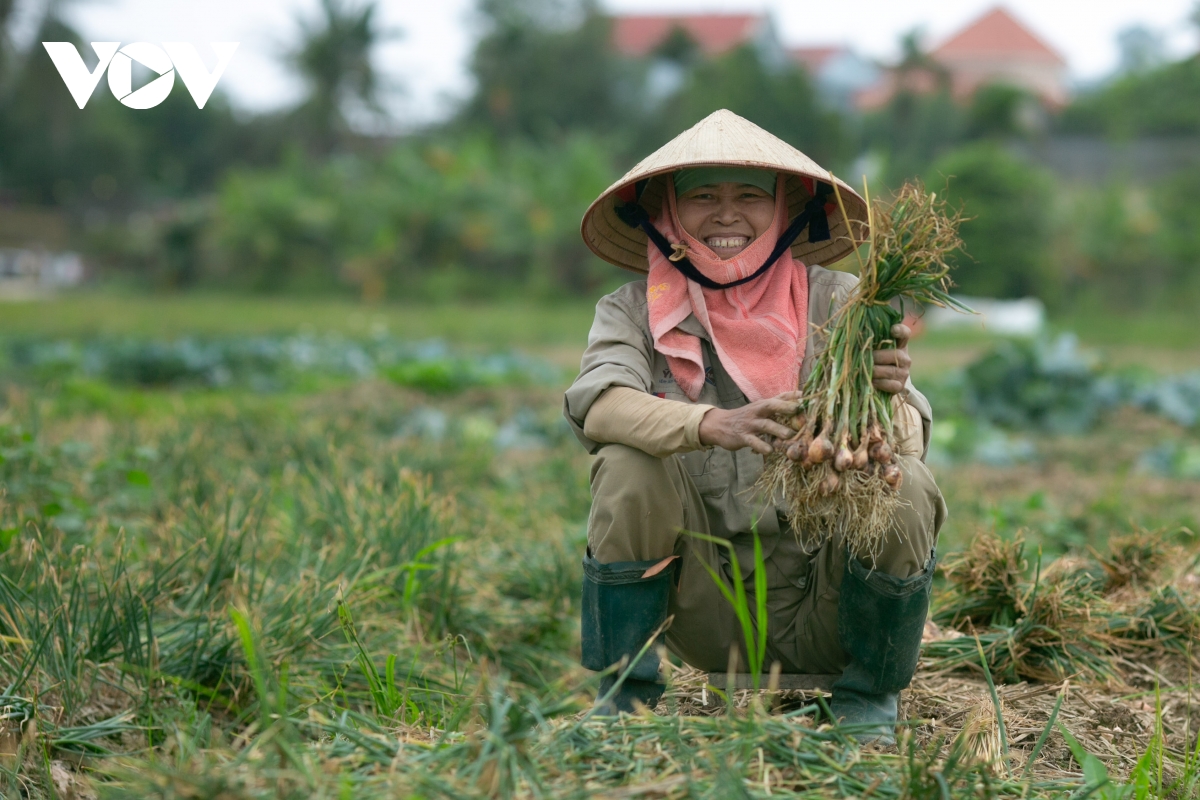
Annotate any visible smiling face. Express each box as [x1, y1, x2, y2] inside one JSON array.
[[676, 182, 776, 260]]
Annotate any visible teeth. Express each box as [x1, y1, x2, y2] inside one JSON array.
[[707, 237, 748, 249]]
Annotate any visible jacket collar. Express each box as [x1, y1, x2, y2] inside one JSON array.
[[675, 313, 709, 340]]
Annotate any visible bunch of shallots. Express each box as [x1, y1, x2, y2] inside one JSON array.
[[758, 181, 970, 560], [788, 413, 901, 492]]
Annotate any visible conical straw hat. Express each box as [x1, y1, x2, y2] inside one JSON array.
[[582, 109, 869, 274]]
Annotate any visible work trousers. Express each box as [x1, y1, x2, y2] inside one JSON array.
[[587, 444, 947, 674]]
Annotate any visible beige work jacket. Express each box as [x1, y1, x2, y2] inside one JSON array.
[[563, 264, 934, 554]]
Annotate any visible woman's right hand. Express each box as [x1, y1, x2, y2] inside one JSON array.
[[698, 392, 801, 455]]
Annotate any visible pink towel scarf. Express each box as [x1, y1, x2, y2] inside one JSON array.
[[646, 173, 809, 403]]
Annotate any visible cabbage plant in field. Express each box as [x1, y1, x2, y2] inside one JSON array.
[[6, 335, 561, 392]]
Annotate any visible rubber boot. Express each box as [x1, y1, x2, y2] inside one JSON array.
[[830, 551, 936, 745], [581, 553, 674, 715]]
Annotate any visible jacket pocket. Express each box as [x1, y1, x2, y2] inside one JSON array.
[[677, 448, 730, 499]]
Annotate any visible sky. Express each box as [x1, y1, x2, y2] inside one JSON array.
[[20, 0, 1199, 124]]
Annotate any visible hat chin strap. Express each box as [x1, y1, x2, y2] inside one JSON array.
[[614, 181, 833, 290]]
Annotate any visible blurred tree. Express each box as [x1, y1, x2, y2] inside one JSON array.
[[457, 0, 848, 165], [0, 12, 141, 205], [0, 0, 13, 81], [861, 30, 960, 183], [0, 6, 283, 211], [653, 25, 700, 67], [635, 45, 847, 169], [929, 143, 1056, 300], [1154, 165, 1200, 297], [125, 88, 280, 200], [863, 92, 960, 184], [1060, 51, 1200, 137], [288, 0, 397, 153], [456, 0, 625, 142], [963, 84, 1028, 140], [1116, 25, 1166, 76], [209, 133, 616, 296], [1068, 181, 1168, 308], [0, 0, 16, 148]]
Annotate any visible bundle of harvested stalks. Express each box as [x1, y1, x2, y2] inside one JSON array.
[[758, 181, 970, 559], [934, 533, 1029, 629], [922, 529, 1200, 685], [1092, 529, 1171, 590]]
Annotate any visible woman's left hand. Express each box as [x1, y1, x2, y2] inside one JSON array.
[[872, 323, 912, 394]]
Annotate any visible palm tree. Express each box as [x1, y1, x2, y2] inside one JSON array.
[[0, 0, 18, 90], [288, 0, 398, 152]]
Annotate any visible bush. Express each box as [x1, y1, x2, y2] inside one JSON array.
[[1154, 164, 1200, 297], [207, 134, 618, 298], [928, 143, 1056, 300], [1058, 167, 1200, 310], [1059, 57, 1200, 137], [1067, 181, 1169, 308]]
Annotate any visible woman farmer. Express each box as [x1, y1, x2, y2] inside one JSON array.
[[563, 110, 946, 741]]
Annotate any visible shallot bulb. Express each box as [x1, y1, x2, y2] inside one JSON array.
[[881, 463, 903, 489], [833, 438, 854, 472], [808, 434, 834, 464], [819, 471, 840, 495], [868, 440, 893, 465], [852, 439, 869, 470]]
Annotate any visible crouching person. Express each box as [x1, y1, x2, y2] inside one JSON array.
[[563, 111, 947, 743]]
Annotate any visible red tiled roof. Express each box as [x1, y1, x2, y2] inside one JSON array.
[[932, 6, 1065, 65], [611, 14, 764, 58], [790, 46, 842, 73]]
